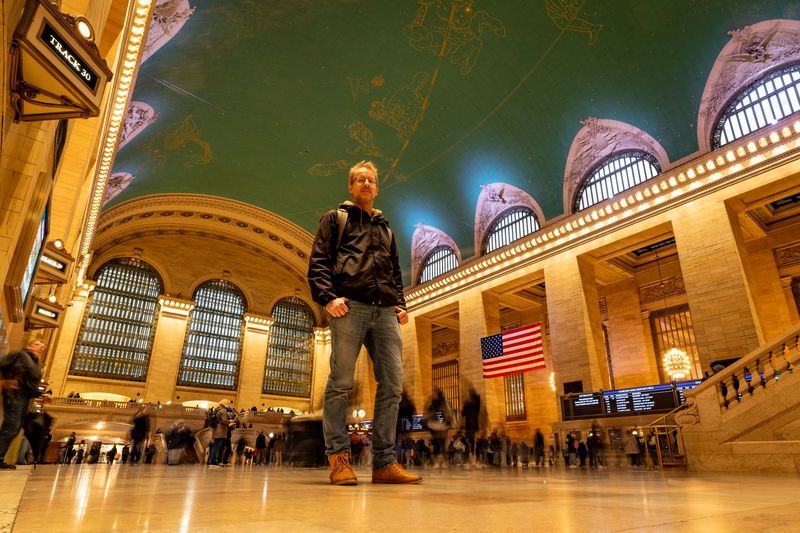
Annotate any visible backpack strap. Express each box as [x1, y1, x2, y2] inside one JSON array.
[[335, 208, 393, 249]]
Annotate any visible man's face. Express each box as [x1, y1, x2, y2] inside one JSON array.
[[27, 341, 46, 359], [348, 166, 378, 204]]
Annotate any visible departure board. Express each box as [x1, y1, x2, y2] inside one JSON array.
[[561, 379, 706, 421], [603, 384, 675, 416], [564, 393, 605, 419]]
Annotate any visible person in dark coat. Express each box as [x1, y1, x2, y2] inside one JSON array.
[[129, 406, 151, 464], [0, 340, 47, 469], [461, 389, 481, 462]]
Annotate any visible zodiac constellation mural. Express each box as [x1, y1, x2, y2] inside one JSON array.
[[545, 0, 602, 45], [404, 0, 506, 75]]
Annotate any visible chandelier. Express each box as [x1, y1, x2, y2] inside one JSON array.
[[662, 347, 692, 381]]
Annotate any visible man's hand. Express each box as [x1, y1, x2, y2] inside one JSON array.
[[394, 306, 408, 325], [326, 297, 350, 318]]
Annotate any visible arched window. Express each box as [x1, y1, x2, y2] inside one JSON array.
[[419, 246, 458, 284], [178, 280, 246, 390], [483, 207, 540, 254], [574, 150, 661, 212], [263, 297, 315, 398], [70, 258, 162, 381], [713, 64, 800, 149]]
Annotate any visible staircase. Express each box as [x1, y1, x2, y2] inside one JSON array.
[[681, 323, 800, 473]]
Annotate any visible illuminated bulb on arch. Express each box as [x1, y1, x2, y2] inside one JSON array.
[[662, 348, 692, 382]]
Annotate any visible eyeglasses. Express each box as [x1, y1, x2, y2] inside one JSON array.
[[354, 177, 377, 186]]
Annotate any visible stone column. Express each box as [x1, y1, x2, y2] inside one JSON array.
[[235, 313, 273, 410], [406, 315, 432, 409], [545, 255, 609, 394], [311, 327, 331, 412], [46, 281, 95, 396], [142, 296, 194, 403], [605, 278, 659, 387], [672, 203, 760, 369]]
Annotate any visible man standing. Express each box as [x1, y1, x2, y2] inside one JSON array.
[[308, 160, 421, 485], [0, 340, 47, 469]]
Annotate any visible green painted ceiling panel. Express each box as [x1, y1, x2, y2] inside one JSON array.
[[110, 0, 797, 283]]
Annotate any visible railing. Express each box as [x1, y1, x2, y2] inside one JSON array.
[[695, 324, 800, 413], [642, 404, 691, 468], [47, 397, 141, 409]]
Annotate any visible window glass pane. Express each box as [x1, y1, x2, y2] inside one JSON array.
[[432, 360, 459, 416], [419, 246, 458, 284], [575, 151, 661, 212], [178, 280, 245, 390], [484, 207, 540, 254], [263, 296, 315, 398], [504, 372, 526, 421], [649, 304, 701, 382], [70, 258, 162, 381], [713, 64, 800, 148]]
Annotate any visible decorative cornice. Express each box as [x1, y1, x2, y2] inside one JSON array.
[[775, 243, 800, 269], [406, 119, 800, 310], [639, 276, 686, 304], [432, 340, 458, 357]]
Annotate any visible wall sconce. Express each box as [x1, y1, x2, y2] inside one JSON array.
[[10, 0, 112, 121]]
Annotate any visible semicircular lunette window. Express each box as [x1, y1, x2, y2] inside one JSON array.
[[69, 258, 162, 381], [178, 279, 246, 391], [263, 296, 315, 398], [713, 64, 800, 149], [419, 246, 458, 284], [484, 207, 540, 254], [574, 150, 661, 212]]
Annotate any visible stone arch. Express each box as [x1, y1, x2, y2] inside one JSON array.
[[474, 183, 544, 255], [410, 224, 461, 286], [562, 118, 669, 214], [697, 19, 800, 152]]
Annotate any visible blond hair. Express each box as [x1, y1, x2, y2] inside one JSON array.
[[348, 160, 379, 185]]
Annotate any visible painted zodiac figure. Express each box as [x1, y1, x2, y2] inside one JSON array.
[[369, 72, 430, 139], [545, 0, 602, 45], [404, 0, 506, 75]]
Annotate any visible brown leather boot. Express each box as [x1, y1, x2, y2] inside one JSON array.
[[371, 463, 423, 484], [329, 452, 358, 485]]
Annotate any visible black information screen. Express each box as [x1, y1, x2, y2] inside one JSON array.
[[675, 380, 702, 405], [603, 384, 676, 416], [566, 393, 605, 419]]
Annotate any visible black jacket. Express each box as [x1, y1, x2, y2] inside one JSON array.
[[308, 201, 406, 309], [0, 349, 43, 398]]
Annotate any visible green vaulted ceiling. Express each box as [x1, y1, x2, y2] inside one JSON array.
[[108, 0, 796, 284]]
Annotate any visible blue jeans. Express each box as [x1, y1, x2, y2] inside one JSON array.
[[0, 391, 29, 461], [209, 437, 225, 465], [324, 302, 403, 470]]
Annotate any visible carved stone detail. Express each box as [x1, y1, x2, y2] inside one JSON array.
[[674, 399, 700, 426], [141, 0, 197, 64], [775, 243, 800, 268], [410, 224, 461, 285], [120, 102, 158, 149], [562, 118, 670, 213], [640, 276, 686, 304], [103, 172, 135, 205], [697, 20, 800, 151], [432, 341, 459, 357], [474, 182, 544, 253]]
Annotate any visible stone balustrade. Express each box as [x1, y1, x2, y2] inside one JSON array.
[[691, 323, 800, 412]]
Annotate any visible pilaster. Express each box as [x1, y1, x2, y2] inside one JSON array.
[[142, 295, 194, 403], [311, 327, 331, 412], [605, 278, 659, 387], [45, 281, 95, 395], [672, 202, 760, 369], [235, 313, 273, 410]]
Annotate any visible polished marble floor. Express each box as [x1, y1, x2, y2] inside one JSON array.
[[7, 463, 800, 532]]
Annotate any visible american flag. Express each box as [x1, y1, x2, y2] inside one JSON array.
[[481, 323, 545, 379]]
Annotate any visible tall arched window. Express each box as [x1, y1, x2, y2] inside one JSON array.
[[483, 207, 540, 254], [419, 246, 458, 284], [178, 280, 246, 390], [263, 297, 315, 398], [713, 64, 800, 149], [70, 258, 162, 381], [574, 150, 661, 212]]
